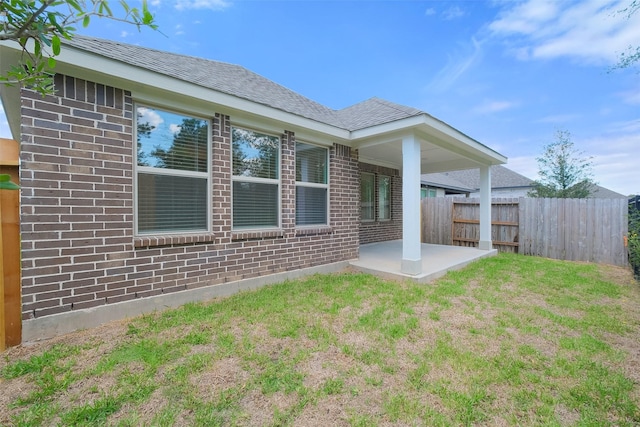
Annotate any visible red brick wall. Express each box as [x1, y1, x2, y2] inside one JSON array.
[[359, 162, 402, 245], [19, 75, 359, 321]]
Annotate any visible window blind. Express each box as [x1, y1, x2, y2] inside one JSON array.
[[233, 181, 279, 228], [135, 105, 210, 235], [361, 173, 375, 221], [231, 128, 281, 229], [296, 142, 328, 226], [138, 173, 208, 233], [296, 186, 328, 225], [379, 175, 391, 220]]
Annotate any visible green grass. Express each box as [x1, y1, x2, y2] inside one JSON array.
[[2, 253, 640, 426]]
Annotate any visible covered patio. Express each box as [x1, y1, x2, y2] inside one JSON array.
[[350, 240, 498, 283], [352, 107, 507, 276]]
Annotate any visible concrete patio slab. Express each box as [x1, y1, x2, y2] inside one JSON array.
[[350, 240, 498, 283]]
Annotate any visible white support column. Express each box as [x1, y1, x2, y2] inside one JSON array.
[[478, 165, 493, 250], [401, 135, 422, 275]]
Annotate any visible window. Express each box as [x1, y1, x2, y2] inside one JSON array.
[[378, 175, 391, 220], [135, 105, 209, 234], [421, 188, 437, 198], [296, 142, 328, 226], [361, 173, 375, 221], [232, 127, 280, 229]]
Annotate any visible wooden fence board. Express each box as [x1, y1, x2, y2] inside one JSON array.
[[421, 197, 628, 266]]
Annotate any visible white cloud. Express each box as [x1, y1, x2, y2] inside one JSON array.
[[425, 8, 436, 17], [443, 6, 465, 20], [427, 37, 483, 92], [503, 126, 640, 196], [505, 155, 538, 180], [169, 124, 182, 134], [536, 113, 581, 124], [581, 130, 640, 195], [489, 0, 559, 34], [120, 31, 130, 38], [175, 24, 185, 36], [175, 0, 230, 11], [488, 0, 640, 65], [473, 100, 518, 114], [618, 87, 640, 105], [137, 107, 164, 129]]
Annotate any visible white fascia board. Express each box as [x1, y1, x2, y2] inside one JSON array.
[[419, 115, 507, 164], [351, 115, 426, 144], [30, 43, 351, 144], [351, 114, 507, 166]]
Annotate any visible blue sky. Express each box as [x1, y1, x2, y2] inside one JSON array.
[[1, 0, 638, 195]]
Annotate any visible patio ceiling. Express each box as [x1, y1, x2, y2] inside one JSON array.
[[352, 115, 506, 174]]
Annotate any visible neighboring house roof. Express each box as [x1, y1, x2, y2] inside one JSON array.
[[422, 165, 627, 199], [63, 36, 423, 132], [421, 165, 532, 192], [588, 185, 627, 199], [420, 172, 472, 193]]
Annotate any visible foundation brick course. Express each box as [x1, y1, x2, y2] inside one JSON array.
[[19, 75, 360, 321]]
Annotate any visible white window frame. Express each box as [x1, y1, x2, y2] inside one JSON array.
[[231, 126, 281, 230], [133, 103, 211, 236], [295, 141, 329, 227]]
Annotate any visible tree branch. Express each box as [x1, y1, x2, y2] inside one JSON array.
[[13, 0, 58, 39]]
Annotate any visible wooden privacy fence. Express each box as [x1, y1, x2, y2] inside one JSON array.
[[421, 197, 629, 267]]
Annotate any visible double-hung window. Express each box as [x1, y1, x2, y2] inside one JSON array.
[[378, 175, 391, 221], [232, 128, 280, 229], [135, 105, 210, 234], [361, 173, 375, 221], [296, 142, 328, 226]]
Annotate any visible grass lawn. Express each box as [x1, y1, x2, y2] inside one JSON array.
[[2, 253, 640, 426]]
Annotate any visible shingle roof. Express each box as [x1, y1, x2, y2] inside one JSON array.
[[420, 172, 473, 192], [422, 166, 627, 198], [64, 36, 423, 131], [422, 165, 533, 191], [589, 184, 627, 199]]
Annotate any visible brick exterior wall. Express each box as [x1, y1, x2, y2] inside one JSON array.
[[19, 75, 360, 322], [359, 162, 402, 245]]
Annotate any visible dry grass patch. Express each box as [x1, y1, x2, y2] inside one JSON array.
[[2, 254, 639, 426]]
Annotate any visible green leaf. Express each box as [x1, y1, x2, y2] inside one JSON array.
[[48, 56, 56, 69], [0, 175, 20, 190], [66, 0, 83, 13], [51, 35, 61, 56], [82, 14, 90, 28], [34, 40, 41, 57]]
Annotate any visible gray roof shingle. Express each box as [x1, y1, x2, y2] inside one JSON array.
[[64, 36, 422, 131], [422, 165, 533, 191], [423, 166, 627, 198], [420, 172, 473, 192]]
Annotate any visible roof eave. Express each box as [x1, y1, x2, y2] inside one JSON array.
[[0, 40, 352, 144], [351, 114, 507, 166]]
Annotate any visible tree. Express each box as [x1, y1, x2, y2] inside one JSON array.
[[0, 0, 157, 95], [150, 118, 208, 172], [528, 130, 596, 198], [613, 1, 639, 71]]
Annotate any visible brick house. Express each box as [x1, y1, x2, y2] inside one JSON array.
[[0, 36, 506, 342]]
